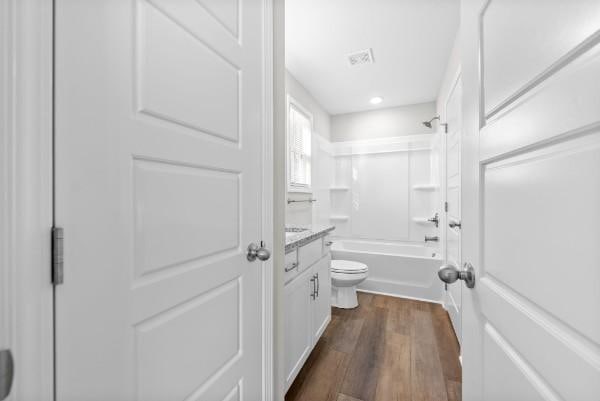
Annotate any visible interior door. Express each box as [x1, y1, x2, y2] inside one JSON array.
[[444, 75, 462, 346], [460, 1, 600, 400], [54, 1, 269, 399]]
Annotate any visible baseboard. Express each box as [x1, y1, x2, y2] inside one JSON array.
[[356, 289, 444, 305]]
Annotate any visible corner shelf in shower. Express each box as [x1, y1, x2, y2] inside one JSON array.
[[412, 184, 438, 191], [329, 187, 350, 191], [413, 217, 435, 225], [329, 215, 350, 221]]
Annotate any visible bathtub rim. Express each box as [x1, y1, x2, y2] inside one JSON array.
[[330, 237, 442, 261]]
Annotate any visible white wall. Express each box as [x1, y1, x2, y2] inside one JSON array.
[[330, 102, 437, 142], [285, 71, 332, 227]]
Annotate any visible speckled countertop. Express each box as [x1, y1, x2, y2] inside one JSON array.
[[285, 225, 335, 253]]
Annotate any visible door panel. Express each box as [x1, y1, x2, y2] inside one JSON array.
[[133, 159, 239, 277], [483, 135, 600, 342], [444, 76, 462, 344], [461, 1, 600, 400], [55, 0, 267, 399], [482, 0, 600, 115], [138, 0, 241, 141]]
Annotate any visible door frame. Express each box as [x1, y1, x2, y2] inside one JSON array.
[[442, 68, 462, 262], [1, 0, 281, 399], [441, 69, 462, 345], [0, 0, 54, 400]]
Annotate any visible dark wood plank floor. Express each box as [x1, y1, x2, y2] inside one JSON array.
[[285, 292, 461, 401]]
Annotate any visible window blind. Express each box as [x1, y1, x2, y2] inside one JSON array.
[[289, 104, 311, 188]]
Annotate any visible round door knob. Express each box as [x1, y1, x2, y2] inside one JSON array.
[[438, 262, 476, 288], [438, 264, 460, 284], [247, 242, 271, 262]]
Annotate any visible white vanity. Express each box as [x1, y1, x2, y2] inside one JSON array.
[[284, 226, 334, 391]]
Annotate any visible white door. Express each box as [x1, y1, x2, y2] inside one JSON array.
[[444, 75, 462, 346], [460, 1, 600, 400], [54, 1, 270, 400]]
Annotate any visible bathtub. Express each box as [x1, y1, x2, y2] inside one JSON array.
[[330, 239, 443, 302]]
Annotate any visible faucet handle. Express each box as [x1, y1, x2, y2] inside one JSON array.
[[449, 219, 461, 229], [427, 213, 440, 227]]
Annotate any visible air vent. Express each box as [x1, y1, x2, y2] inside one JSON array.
[[347, 48, 374, 66]]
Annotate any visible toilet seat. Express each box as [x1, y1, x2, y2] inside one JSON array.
[[330, 260, 368, 274]]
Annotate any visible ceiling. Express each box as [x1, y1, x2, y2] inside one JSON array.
[[285, 0, 460, 115]]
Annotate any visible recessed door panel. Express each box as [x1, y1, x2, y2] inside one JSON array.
[[482, 0, 600, 115]]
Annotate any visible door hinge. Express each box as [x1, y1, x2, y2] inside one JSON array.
[[444, 202, 448, 212], [442, 123, 448, 133], [0, 349, 14, 400], [52, 226, 64, 285]]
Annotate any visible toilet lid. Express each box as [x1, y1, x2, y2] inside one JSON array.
[[330, 260, 368, 274]]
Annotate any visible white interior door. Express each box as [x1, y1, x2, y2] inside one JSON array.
[[461, 1, 600, 400], [444, 75, 462, 346], [55, 1, 270, 399]]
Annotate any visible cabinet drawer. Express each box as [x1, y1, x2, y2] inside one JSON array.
[[298, 239, 322, 272]]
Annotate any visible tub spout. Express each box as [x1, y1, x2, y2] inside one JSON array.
[[424, 236, 439, 242]]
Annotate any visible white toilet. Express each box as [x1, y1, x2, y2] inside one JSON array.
[[330, 260, 369, 309]]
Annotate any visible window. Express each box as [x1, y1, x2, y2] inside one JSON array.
[[287, 98, 312, 191]]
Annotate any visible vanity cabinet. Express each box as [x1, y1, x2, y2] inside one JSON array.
[[284, 241, 332, 392]]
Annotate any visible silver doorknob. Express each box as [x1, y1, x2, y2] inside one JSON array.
[[438, 262, 475, 288], [247, 242, 271, 262]]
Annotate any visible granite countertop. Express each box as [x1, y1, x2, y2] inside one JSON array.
[[285, 225, 336, 253]]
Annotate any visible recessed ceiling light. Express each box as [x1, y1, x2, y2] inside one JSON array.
[[370, 96, 383, 105]]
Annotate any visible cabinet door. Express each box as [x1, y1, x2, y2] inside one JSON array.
[[312, 254, 331, 343], [284, 267, 315, 391]]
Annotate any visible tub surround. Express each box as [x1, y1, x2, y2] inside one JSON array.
[[285, 225, 335, 253], [326, 135, 439, 243]]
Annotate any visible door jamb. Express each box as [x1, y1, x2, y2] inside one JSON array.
[[0, 0, 54, 400], [271, 0, 286, 399]]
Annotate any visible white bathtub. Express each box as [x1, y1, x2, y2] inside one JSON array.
[[330, 239, 443, 302]]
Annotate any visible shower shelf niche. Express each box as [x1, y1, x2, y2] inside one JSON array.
[[412, 184, 438, 191], [413, 217, 436, 225], [329, 215, 350, 221]]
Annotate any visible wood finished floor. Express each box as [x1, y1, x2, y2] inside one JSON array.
[[285, 292, 461, 401]]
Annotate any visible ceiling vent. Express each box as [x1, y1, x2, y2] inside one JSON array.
[[347, 48, 374, 66]]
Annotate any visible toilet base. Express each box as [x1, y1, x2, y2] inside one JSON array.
[[331, 285, 359, 309]]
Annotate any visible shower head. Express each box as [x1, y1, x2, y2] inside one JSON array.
[[422, 116, 440, 128]]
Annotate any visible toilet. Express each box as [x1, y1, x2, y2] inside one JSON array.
[[330, 260, 369, 309]]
